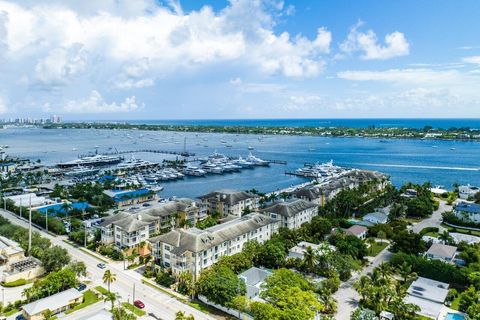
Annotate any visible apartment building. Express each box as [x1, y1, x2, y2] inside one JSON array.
[[198, 189, 258, 217], [261, 199, 318, 230]]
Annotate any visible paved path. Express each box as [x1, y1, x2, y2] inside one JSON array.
[[333, 245, 393, 320], [410, 200, 451, 234], [0, 209, 213, 320]]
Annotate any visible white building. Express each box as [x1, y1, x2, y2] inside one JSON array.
[[454, 202, 480, 223], [404, 277, 449, 319], [425, 243, 457, 262], [198, 189, 258, 217], [287, 241, 335, 260], [459, 184, 479, 200], [345, 225, 368, 239], [100, 198, 202, 248], [149, 213, 279, 279], [261, 199, 317, 230], [362, 212, 389, 225]]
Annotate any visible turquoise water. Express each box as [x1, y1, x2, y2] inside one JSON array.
[[445, 313, 465, 320], [1, 127, 480, 198]]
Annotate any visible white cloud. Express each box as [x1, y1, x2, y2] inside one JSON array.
[[63, 90, 142, 113], [462, 56, 480, 64], [340, 21, 409, 60], [34, 44, 88, 88], [0, 96, 7, 114], [114, 58, 155, 89]]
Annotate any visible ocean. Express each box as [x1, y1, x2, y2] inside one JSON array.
[[1, 126, 479, 198]]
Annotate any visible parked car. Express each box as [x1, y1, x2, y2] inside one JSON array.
[[134, 300, 145, 309], [15, 315, 25, 320], [77, 283, 87, 291], [142, 203, 151, 207], [97, 263, 106, 269]]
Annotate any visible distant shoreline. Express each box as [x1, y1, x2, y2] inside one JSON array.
[[39, 122, 480, 142]]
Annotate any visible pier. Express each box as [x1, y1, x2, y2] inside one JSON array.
[[79, 149, 195, 158]]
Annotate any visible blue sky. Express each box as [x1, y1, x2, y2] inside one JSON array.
[[0, 0, 479, 119]]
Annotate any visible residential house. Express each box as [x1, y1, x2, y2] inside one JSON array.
[[22, 288, 83, 320], [454, 201, 480, 223], [103, 188, 158, 208], [362, 212, 389, 225], [425, 243, 457, 262], [261, 199, 317, 230], [198, 189, 258, 217], [239, 267, 272, 301], [345, 225, 368, 239], [459, 184, 479, 200], [404, 277, 449, 319], [149, 213, 279, 279], [287, 241, 335, 260]]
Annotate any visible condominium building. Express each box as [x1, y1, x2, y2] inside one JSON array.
[[148, 213, 279, 279], [198, 189, 259, 217], [261, 199, 318, 230]]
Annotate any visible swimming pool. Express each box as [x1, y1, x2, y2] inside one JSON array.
[[445, 313, 465, 320]]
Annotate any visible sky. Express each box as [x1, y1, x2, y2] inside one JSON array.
[[0, 0, 480, 120]]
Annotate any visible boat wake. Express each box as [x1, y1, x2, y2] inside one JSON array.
[[355, 163, 480, 172]]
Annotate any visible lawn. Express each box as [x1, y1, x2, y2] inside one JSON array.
[[424, 231, 439, 238], [367, 241, 388, 256], [450, 295, 461, 311], [442, 224, 480, 237], [4, 308, 20, 317], [65, 290, 100, 314], [95, 285, 109, 296], [2, 278, 27, 287], [122, 302, 146, 316]]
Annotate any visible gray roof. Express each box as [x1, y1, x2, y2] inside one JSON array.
[[261, 199, 317, 217], [100, 199, 198, 232], [363, 212, 388, 223], [149, 213, 278, 255], [81, 310, 112, 320], [346, 225, 368, 236], [239, 267, 272, 299], [405, 276, 449, 318], [199, 189, 256, 206], [426, 243, 457, 259], [23, 288, 83, 316]]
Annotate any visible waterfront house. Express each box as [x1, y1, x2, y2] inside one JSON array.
[[425, 243, 457, 262], [198, 189, 258, 217], [239, 267, 272, 300], [100, 198, 202, 248], [362, 211, 389, 225], [459, 184, 479, 200], [261, 199, 318, 230], [345, 225, 368, 239], [103, 188, 158, 208], [403, 277, 449, 319], [22, 288, 83, 320], [148, 213, 279, 279], [454, 201, 480, 223]]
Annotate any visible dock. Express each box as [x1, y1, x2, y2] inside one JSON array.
[[79, 149, 195, 158]]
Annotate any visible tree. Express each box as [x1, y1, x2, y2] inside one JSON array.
[[255, 239, 286, 269], [196, 265, 246, 306], [439, 230, 453, 245], [391, 230, 426, 254], [396, 262, 417, 285], [459, 286, 480, 312], [301, 246, 317, 274], [377, 231, 387, 244], [112, 307, 136, 320], [40, 245, 71, 272], [104, 292, 117, 311], [42, 309, 54, 320], [329, 234, 367, 259], [103, 270, 116, 293], [175, 311, 195, 320], [68, 261, 87, 277], [351, 308, 377, 320]]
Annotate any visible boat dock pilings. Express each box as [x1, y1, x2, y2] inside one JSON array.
[[265, 159, 287, 165]]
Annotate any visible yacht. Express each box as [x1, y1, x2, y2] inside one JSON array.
[[64, 166, 100, 177], [202, 162, 224, 174], [246, 152, 270, 166], [232, 156, 254, 169], [117, 157, 157, 170], [248, 146, 254, 150], [57, 155, 123, 168], [184, 166, 207, 177]]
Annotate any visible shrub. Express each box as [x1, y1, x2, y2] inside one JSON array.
[[2, 278, 26, 287]]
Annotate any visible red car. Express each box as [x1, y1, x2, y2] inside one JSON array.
[[134, 300, 145, 309]]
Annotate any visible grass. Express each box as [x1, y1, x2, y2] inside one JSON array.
[[367, 241, 388, 256], [2, 278, 27, 287], [122, 302, 146, 316], [442, 224, 480, 237], [95, 285, 109, 296], [424, 231, 439, 238], [4, 308, 20, 316], [450, 295, 461, 311], [65, 290, 100, 314]]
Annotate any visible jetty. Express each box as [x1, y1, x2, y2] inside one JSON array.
[[79, 149, 195, 158]]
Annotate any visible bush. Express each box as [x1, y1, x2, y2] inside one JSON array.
[[2, 278, 26, 287], [419, 227, 439, 236], [156, 270, 175, 288]]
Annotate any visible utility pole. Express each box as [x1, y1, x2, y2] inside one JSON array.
[[28, 195, 32, 255], [133, 283, 136, 302], [84, 210, 87, 247], [45, 209, 48, 233]]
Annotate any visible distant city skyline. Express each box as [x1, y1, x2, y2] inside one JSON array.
[[0, 0, 479, 119]]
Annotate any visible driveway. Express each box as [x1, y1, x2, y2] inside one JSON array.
[[410, 200, 451, 234], [333, 245, 393, 320]]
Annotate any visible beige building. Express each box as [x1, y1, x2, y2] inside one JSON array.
[[149, 213, 279, 279], [0, 236, 44, 283], [198, 189, 259, 217], [261, 199, 318, 230]]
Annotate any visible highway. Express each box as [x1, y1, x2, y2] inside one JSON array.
[[0, 209, 214, 320]]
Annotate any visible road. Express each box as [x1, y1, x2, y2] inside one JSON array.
[[410, 200, 451, 234], [333, 245, 393, 320], [0, 209, 214, 320]]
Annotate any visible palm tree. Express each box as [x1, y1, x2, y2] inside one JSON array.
[[366, 237, 376, 254], [439, 230, 453, 245], [112, 307, 136, 320], [104, 292, 117, 311], [302, 246, 317, 274], [103, 269, 117, 293], [396, 262, 417, 284], [376, 263, 392, 281]]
